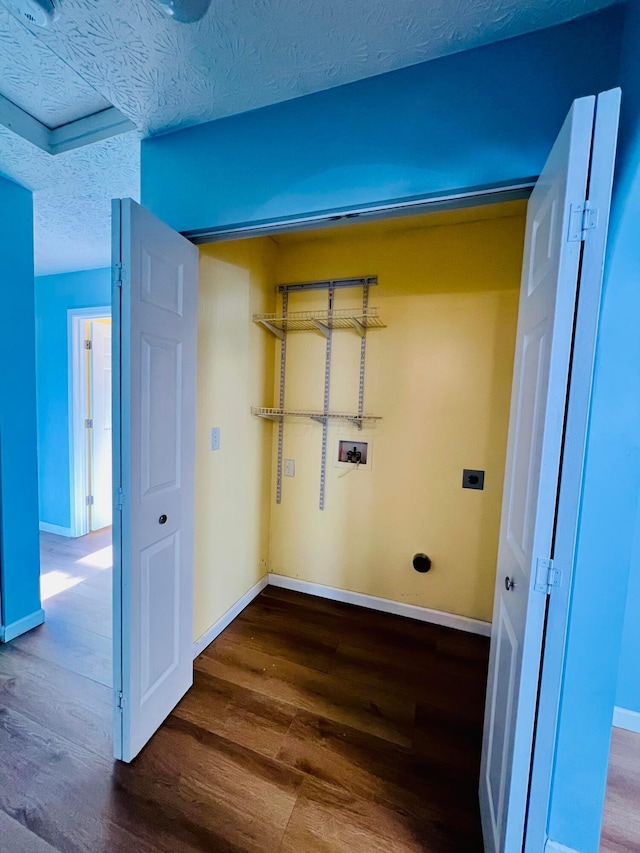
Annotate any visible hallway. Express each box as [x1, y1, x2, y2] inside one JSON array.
[[13, 528, 113, 687]]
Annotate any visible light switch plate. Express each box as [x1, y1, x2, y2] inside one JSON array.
[[211, 427, 221, 451], [284, 459, 295, 477]]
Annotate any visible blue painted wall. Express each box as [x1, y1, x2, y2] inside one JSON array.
[[617, 513, 640, 715], [35, 268, 111, 531], [142, 8, 623, 234], [616, 510, 640, 714], [613, 0, 640, 726], [0, 175, 41, 632]]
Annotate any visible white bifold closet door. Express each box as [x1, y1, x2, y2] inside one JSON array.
[[480, 89, 619, 853], [112, 198, 199, 763]]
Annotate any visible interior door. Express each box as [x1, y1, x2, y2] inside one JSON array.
[[112, 198, 198, 762], [89, 319, 113, 531], [480, 94, 603, 852]]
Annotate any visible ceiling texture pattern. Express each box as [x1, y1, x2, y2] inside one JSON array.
[[16, 0, 619, 136], [0, 0, 619, 274], [0, 124, 139, 274], [0, 7, 109, 127]]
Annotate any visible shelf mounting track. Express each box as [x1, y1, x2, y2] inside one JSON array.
[[257, 275, 383, 510], [276, 290, 288, 504], [319, 283, 335, 510]]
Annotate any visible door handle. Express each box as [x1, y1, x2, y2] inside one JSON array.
[[159, 514, 168, 525], [505, 576, 515, 591]]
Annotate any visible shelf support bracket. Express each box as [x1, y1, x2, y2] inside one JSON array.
[[259, 319, 285, 341], [311, 319, 331, 339], [351, 317, 366, 337]]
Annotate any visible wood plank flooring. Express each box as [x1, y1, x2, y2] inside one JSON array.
[[601, 727, 640, 852], [11, 528, 113, 688], [0, 531, 495, 851]]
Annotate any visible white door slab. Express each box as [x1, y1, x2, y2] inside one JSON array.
[[523, 89, 621, 851], [89, 320, 112, 531], [112, 198, 198, 763], [480, 95, 596, 852]]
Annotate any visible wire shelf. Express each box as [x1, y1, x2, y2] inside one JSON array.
[[253, 307, 385, 338], [252, 407, 382, 425]]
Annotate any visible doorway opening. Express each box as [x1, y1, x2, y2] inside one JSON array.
[[26, 300, 114, 692], [69, 307, 113, 537], [183, 198, 526, 849]]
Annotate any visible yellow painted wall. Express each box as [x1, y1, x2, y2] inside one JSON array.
[[194, 239, 276, 641], [269, 212, 525, 622]]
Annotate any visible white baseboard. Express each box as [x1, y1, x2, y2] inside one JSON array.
[[267, 574, 492, 636], [191, 573, 491, 659], [545, 841, 580, 853], [39, 522, 75, 537], [192, 575, 269, 659], [0, 608, 45, 643], [613, 706, 640, 733]]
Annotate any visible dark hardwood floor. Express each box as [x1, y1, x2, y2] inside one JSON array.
[[0, 531, 491, 852]]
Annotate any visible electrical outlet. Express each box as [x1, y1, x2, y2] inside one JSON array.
[[210, 427, 221, 451], [462, 469, 484, 490], [284, 459, 295, 477]]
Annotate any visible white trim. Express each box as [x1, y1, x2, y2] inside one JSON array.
[[39, 521, 75, 537], [545, 841, 580, 853], [192, 575, 269, 659], [0, 608, 45, 643], [190, 573, 491, 661], [0, 92, 49, 151], [613, 706, 640, 733], [49, 109, 135, 155], [0, 95, 134, 155], [268, 574, 492, 636], [68, 307, 111, 539]]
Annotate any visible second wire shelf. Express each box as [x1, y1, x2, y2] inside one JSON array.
[[252, 407, 382, 426]]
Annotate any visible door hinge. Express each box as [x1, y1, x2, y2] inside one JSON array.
[[116, 487, 124, 511], [84, 418, 93, 429], [567, 201, 599, 242], [535, 557, 561, 594], [116, 690, 124, 711], [84, 339, 92, 350], [114, 262, 123, 287], [86, 495, 94, 506]]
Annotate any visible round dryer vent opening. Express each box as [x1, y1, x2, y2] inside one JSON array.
[[2, 0, 58, 27]]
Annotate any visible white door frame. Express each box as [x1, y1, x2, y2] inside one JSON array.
[[107, 172, 601, 825], [68, 306, 111, 538], [189, 163, 612, 841]]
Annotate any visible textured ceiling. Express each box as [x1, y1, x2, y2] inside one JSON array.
[[19, 0, 619, 136], [0, 0, 619, 274], [0, 126, 140, 275], [0, 8, 109, 127]]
